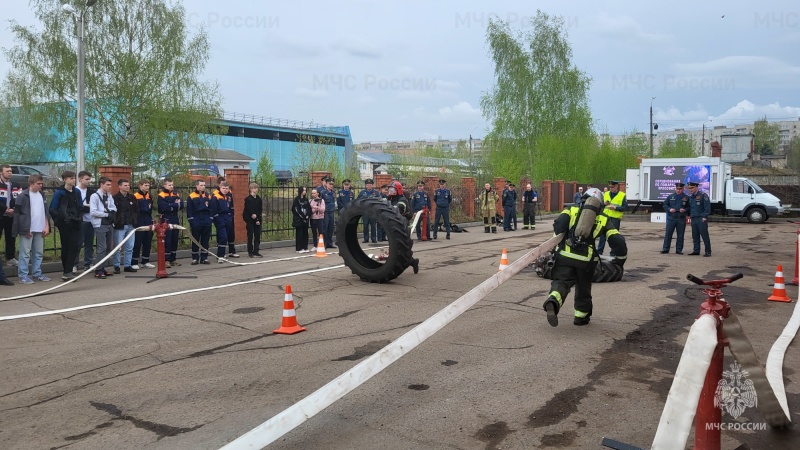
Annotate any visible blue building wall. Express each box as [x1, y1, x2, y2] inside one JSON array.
[[203, 121, 353, 172], [4, 104, 353, 173]]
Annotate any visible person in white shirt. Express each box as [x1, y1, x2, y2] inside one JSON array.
[[89, 177, 117, 279], [12, 174, 51, 283]]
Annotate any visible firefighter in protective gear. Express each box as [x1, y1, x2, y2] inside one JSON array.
[[597, 180, 627, 255], [542, 187, 627, 327], [479, 183, 499, 233]]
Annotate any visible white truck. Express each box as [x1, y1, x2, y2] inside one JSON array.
[[625, 157, 784, 223]]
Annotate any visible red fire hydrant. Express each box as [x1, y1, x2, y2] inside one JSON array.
[[153, 221, 172, 279], [687, 273, 741, 450], [421, 206, 430, 241]]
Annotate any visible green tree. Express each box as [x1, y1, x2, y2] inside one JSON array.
[[0, 89, 55, 163], [253, 151, 277, 186], [480, 10, 595, 183], [2, 0, 225, 174], [752, 116, 780, 155], [291, 134, 351, 183], [787, 136, 800, 170], [657, 135, 697, 158]]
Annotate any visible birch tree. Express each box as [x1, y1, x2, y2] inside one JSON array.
[[1, 0, 225, 174], [480, 10, 595, 183]]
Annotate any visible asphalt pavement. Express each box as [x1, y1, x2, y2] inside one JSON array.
[[0, 219, 798, 449]]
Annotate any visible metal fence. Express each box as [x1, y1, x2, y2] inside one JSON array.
[[31, 182, 551, 258]]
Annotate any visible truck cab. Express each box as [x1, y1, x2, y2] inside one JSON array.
[[725, 177, 783, 223]]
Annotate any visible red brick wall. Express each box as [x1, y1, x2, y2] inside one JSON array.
[[461, 177, 475, 217], [541, 180, 552, 212], [99, 165, 133, 196]]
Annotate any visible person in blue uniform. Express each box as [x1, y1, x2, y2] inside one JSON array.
[[317, 176, 336, 248], [686, 181, 712, 257], [187, 179, 213, 264], [433, 179, 452, 239], [336, 179, 354, 212], [356, 178, 381, 243], [132, 179, 155, 269], [501, 182, 517, 231], [411, 181, 431, 240], [211, 181, 239, 261], [157, 178, 183, 267], [661, 182, 689, 254]]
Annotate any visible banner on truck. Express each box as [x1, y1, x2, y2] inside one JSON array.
[[650, 165, 711, 200]]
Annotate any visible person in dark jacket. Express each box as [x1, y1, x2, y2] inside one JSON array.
[[187, 179, 212, 264], [157, 178, 183, 267], [112, 179, 138, 273], [49, 171, 83, 281], [292, 186, 311, 253], [243, 182, 263, 257], [132, 180, 154, 269], [0, 164, 22, 267], [433, 179, 452, 239], [211, 181, 238, 260]]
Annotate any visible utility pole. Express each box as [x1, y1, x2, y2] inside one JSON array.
[[702, 123, 706, 157], [649, 96, 656, 158]]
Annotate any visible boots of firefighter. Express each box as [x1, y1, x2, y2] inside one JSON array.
[[491, 227, 497, 233], [411, 258, 420, 274], [543, 295, 561, 327], [485, 227, 490, 233], [573, 312, 591, 326]]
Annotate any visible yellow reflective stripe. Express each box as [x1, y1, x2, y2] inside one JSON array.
[[558, 249, 593, 261], [574, 310, 590, 318], [549, 291, 563, 306]]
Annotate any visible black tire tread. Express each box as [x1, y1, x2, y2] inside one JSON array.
[[336, 197, 414, 283]]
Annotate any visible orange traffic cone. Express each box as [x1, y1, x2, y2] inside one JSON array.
[[314, 235, 327, 258], [498, 248, 509, 272], [768, 265, 792, 302], [273, 285, 306, 334]]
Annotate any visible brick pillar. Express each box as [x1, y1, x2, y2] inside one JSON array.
[[541, 180, 552, 212], [555, 180, 565, 211], [99, 165, 133, 196], [461, 177, 476, 218], [493, 177, 506, 214], [374, 174, 393, 190], [225, 168, 251, 243], [311, 171, 332, 188], [422, 176, 439, 219]]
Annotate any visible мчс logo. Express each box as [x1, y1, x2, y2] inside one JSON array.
[[714, 361, 757, 418]]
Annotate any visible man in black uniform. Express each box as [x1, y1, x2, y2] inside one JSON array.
[[411, 181, 431, 240], [433, 179, 452, 239]]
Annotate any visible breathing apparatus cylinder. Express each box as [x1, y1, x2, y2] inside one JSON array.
[[570, 188, 604, 246]]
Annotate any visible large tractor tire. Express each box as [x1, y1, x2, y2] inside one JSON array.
[[532, 251, 624, 282], [336, 197, 416, 283]]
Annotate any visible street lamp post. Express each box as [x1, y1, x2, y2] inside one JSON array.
[[649, 97, 656, 158], [62, 0, 97, 173]]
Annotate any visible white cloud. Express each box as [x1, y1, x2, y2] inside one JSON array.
[[436, 101, 482, 120], [711, 100, 800, 122], [654, 105, 709, 122]]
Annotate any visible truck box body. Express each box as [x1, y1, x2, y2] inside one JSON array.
[[625, 157, 783, 223]]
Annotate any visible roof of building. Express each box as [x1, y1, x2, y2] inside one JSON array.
[[189, 148, 254, 162], [357, 151, 467, 167]]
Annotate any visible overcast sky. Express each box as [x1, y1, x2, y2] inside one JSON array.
[[2, 0, 799, 143]]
